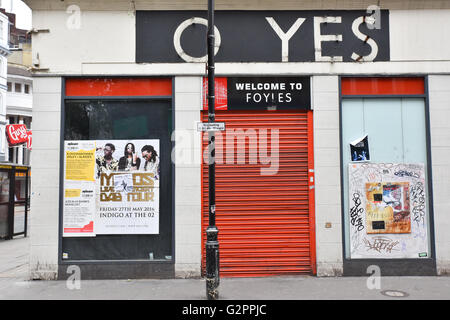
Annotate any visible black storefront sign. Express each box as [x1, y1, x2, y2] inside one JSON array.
[[227, 77, 310, 110], [136, 10, 390, 63]]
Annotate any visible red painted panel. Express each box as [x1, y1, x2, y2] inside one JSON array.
[[341, 77, 425, 96], [65, 78, 172, 96], [202, 77, 228, 110], [307, 110, 316, 275]]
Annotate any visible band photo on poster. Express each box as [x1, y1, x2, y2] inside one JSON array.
[[95, 140, 160, 179]]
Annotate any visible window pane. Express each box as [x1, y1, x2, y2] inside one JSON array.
[[63, 99, 173, 261], [363, 99, 404, 163], [341, 97, 430, 259], [402, 99, 427, 164], [14, 83, 21, 93], [14, 174, 27, 234]]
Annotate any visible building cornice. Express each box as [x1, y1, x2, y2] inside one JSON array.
[[22, 0, 450, 11], [0, 44, 11, 57]]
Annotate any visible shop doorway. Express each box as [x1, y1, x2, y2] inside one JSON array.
[[0, 165, 30, 240], [201, 110, 316, 277]]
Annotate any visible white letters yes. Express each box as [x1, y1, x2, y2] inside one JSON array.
[[173, 16, 380, 62]]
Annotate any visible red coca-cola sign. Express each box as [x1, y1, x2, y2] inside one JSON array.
[[6, 124, 32, 149]]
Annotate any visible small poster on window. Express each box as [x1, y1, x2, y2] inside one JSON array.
[[63, 139, 161, 237], [94, 139, 160, 235], [63, 141, 96, 237], [350, 135, 370, 162]]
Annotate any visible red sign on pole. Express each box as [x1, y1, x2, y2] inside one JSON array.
[[6, 124, 32, 149], [202, 77, 228, 110]]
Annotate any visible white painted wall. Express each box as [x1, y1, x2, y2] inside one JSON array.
[[32, 10, 134, 74], [29, 77, 61, 280], [390, 10, 450, 61], [312, 76, 343, 276], [428, 75, 450, 275], [173, 76, 203, 278]]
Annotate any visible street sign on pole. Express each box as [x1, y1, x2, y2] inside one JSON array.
[[197, 122, 225, 132]]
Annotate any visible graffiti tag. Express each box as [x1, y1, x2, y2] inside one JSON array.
[[410, 182, 425, 226], [350, 192, 364, 232], [363, 237, 399, 253], [394, 170, 420, 178]]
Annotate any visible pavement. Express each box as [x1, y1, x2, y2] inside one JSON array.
[[1, 236, 450, 301]]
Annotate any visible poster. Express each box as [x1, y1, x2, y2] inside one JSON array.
[[94, 139, 160, 235], [348, 163, 428, 259], [350, 135, 370, 161], [365, 182, 411, 234], [63, 141, 96, 237], [63, 139, 161, 237]]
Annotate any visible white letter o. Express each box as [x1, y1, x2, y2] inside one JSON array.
[[173, 17, 221, 63]]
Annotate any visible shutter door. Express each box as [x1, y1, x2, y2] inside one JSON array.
[[201, 110, 315, 277]]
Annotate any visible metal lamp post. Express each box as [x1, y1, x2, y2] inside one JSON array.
[[205, 0, 220, 300]]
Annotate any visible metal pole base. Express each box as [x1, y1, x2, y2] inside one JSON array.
[[206, 226, 220, 300], [206, 278, 219, 300]]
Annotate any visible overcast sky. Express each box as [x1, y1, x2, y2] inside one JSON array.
[[1, 0, 32, 30]]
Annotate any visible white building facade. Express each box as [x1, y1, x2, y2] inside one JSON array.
[[24, 0, 450, 280], [6, 65, 32, 165], [0, 11, 10, 162]]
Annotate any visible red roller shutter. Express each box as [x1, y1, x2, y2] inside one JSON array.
[[201, 110, 316, 277]]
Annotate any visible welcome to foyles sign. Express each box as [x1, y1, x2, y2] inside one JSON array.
[[227, 77, 310, 110], [136, 10, 389, 63]]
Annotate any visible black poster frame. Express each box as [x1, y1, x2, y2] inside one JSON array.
[[58, 77, 176, 280]]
